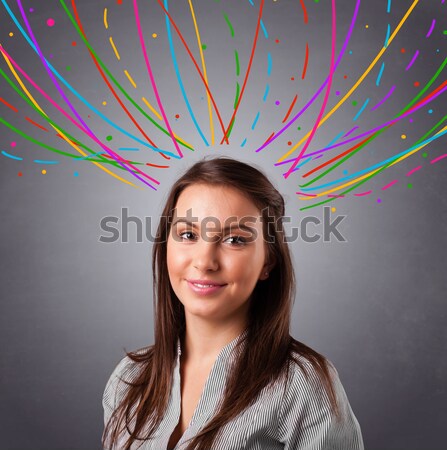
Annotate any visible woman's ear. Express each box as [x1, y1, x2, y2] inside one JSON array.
[[259, 258, 276, 280]]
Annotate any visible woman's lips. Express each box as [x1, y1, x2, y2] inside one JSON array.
[[187, 280, 227, 295]]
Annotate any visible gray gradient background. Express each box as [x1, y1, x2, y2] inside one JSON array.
[[1, 1, 446, 449]]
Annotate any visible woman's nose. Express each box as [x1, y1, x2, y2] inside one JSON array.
[[193, 238, 220, 272]]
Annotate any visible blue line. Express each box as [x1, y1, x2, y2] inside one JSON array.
[[376, 62, 385, 86], [251, 112, 260, 130], [76, 151, 105, 160], [33, 159, 59, 164], [353, 98, 370, 122], [118, 147, 140, 151], [267, 53, 272, 76], [248, 0, 254, 6], [324, 131, 344, 149], [241, 138, 247, 147], [1, 150, 23, 160], [300, 128, 447, 191], [384, 23, 391, 48], [387, 0, 392, 13], [288, 157, 312, 174], [263, 84, 270, 102], [260, 19, 268, 39], [1, 0, 178, 158], [164, 0, 209, 146]]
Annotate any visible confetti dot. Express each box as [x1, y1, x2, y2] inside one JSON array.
[[102, 101, 107, 106], [10, 141, 16, 147], [152, 33, 157, 38], [343, 75, 348, 79], [335, 90, 340, 96], [314, 0, 320, 3], [42, 169, 47, 175], [401, 134, 407, 139], [343, 170, 349, 175], [74, 171, 79, 177], [443, 30, 447, 35], [29, 8, 34, 12], [365, 24, 369, 29], [106, 135, 113, 141], [422, 152, 428, 158], [409, 118, 414, 123], [297, 126, 301, 130], [400, 48, 406, 53], [275, 39, 280, 44], [117, 0, 123, 4], [287, 141, 292, 146], [275, 100, 280, 106], [414, 81, 420, 87], [349, 50, 353, 55], [352, 100, 358, 106], [72, 41, 77, 46], [331, 207, 336, 213], [9, 32, 13, 37], [49, 54, 54, 59], [202, 44, 207, 50], [377, 198, 382, 203], [47, 18, 55, 27], [175, 114, 180, 119], [66, 66, 71, 71], [18, 172, 23, 177], [291, 77, 295, 81], [428, 109, 433, 114], [407, 183, 412, 189]]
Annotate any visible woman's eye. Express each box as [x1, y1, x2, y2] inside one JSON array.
[[225, 236, 247, 245], [179, 231, 196, 240]]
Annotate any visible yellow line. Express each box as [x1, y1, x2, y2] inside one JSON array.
[[109, 36, 121, 60], [298, 124, 446, 200], [124, 69, 137, 89], [0, 45, 140, 189], [279, 0, 420, 164], [188, 0, 214, 145], [104, 8, 108, 29], [141, 96, 163, 120]]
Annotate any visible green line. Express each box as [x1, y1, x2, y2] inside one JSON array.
[[233, 82, 240, 110], [223, 13, 234, 38], [59, 0, 193, 151], [300, 56, 447, 188], [234, 50, 240, 76]]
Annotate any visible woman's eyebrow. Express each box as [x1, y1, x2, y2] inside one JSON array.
[[172, 218, 255, 234]]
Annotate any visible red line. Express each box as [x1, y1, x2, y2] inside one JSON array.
[[262, 132, 275, 146], [220, 0, 265, 144], [301, 42, 309, 80], [299, 0, 309, 24], [71, 0, 164, 157], [156, 0, 228, 143], [25, 116, 49, 132], [282, 95, 298, 123], [0, 97, 18, 112], [145, 163, 170, 168]]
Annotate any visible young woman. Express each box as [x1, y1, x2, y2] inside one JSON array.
[[102, 156, 364, 450]]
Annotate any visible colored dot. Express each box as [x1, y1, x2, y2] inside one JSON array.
[[9, 32, 13, 37], [343, 75, 348, 79], [297, 127, 301, 130], [352, 100, 358, 106], [335, 90, 340, 96], [331, 207, 336, 213], [152, 33, 157, 38], [66, 66, 71, 71], [201, 44, 207, 50], [72, 41, 77, 46], [49, 54, 54, 59], [47, 18, 55, 27], [428, 109, 433, 114], [407, 183, 412, 189], [117, 0, 123, 4], [275, 39, 280, 44], [291, 77, 295, 81], [175, 114, 180, 119], [377, 198, 382, 203], [343, 170, 349, 175], [365, 24, 369, 29], [422, 152, 428, 158], [287, 141, 292, 146], [10, 141, 16, 147], [409, 118, 414, 123], [275, 100, 280, 105], [74, 171, 79, 177], [443, 30, 447, 35], [314, 0, 320, 3], [106, 135, 113, 141], [414, 81, 420, 87], [102, 101, 107, 106], [401, 134, 407, 139], [41, 169, 47, 175], [349, 50, 353, 54], [18, 172, 23, 177], [400, 48, 406, 53]]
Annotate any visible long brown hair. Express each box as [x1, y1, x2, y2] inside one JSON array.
[[102, 155, 341, 450]]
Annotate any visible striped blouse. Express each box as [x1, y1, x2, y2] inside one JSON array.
[[103, 331, 364, 449]]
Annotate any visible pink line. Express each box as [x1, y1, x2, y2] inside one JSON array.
[[296, 192, 317, 197], [133, 0, 182, 158], [283, 0, 337, 178], [405, 50, 420, 71], [431, 153, 447, 164], [354, 190, 372, 197], [426, 19, 436, 38], [406, 165, 422, 176], [381, 180, 398, 190], [370, 85, 396, 111]]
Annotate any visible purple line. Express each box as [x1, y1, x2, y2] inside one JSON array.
[[301, 83, 447, 159], [15, 0, 158, 190], [343, 126, 359, 137], [255, 0, 361, 153], [370, 85, 396, 111], [405, 50, 420, 71], [426, 19, 436, 38]]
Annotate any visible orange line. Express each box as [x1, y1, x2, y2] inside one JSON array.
[[25, 116, 49, 131], [299, 0, 308, 24], [262, 132, 275, 146], [301, 42, 309, 80], [282, 94, 298, 123], [0, 97, 18, 112]]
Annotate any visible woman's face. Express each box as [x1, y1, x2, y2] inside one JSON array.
[[167, 183, 270, 325]]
